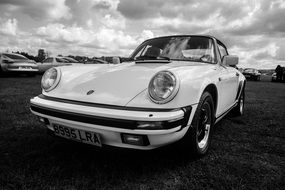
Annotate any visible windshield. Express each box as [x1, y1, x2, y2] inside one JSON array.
[[3, 53, 28, 60], [130, 36, 216, 63]]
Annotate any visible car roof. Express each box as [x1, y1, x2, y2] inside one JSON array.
[[1, 52, 28, 59], [1, 52, 25, 56], [143, 35, 218, 41]]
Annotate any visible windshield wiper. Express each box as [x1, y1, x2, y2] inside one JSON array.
[[157, 56, 170, 61], [135, 55, 170, 61], [135, 55, 157, 60]]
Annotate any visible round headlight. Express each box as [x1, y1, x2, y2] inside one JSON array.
[[41, 67, 61, 92], [148, 70, 179, 104]]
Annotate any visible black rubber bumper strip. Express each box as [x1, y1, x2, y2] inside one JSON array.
[[30, 104, 191, 130]]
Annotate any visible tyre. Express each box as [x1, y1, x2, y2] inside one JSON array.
[[0, 65, 3, 77], [231, 86, 245, 116], [27, 73, 36, 77], [183, 91, 215, 157], [256, 76, 260, 81]]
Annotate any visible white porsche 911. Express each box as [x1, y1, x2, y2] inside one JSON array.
[[30, 35, 246, 156]]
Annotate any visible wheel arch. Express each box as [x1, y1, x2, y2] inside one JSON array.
[[203, 84, 218, 115], [235, 79, 246, 101]]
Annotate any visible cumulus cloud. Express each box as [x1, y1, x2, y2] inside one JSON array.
[[37, 23, 93, 44], [0, 0, 71, 21], [0, 0, 284, 68], [225, 0, 285, 36], [0, 18, 18, 35], [35, 22, 152, 56]]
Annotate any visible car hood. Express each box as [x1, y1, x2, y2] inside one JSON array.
[[45, 61, 212, 106]]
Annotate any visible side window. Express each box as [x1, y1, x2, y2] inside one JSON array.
[[43, 58, 53, 63], [218, 42, 228, 62]]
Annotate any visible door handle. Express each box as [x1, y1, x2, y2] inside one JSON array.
[[236, 73, 239, 77]]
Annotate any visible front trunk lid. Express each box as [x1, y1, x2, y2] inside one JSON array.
[[46, 63, 170, 106], [45, 61, 211, 107]]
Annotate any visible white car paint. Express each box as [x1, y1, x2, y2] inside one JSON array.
[[30, 35, 245, 151]]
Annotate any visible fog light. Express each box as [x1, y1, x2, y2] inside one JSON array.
[[38, 117, 50, 125], [137, 121, 163, 129], [38, 117, 45, 123], [121, 133, 149, 146]]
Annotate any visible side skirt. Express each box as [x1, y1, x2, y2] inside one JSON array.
[[214, 102, 237, 124]]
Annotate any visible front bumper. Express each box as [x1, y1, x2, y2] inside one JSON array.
[[30, 95, 195, 150]]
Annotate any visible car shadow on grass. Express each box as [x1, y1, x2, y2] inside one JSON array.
[[1, 126, 200, 183]]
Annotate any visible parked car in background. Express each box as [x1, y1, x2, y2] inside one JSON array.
[[37, 57, 82, 73], [242, 68, 261, 81], [85, 58, 109, 64], [61, 57, 82, 63], [30, 35, 246, 157], [271, 73, 277, 82], [0, 52, 38, 76]]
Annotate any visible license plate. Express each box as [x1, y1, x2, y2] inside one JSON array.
[[53, 124, 102, 147]]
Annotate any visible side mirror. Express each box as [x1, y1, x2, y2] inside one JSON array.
[[112, 57, 121, 64], [223, 55, 238, 66]]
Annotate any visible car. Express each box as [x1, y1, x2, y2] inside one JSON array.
[[37, 57, 82, 73], [30, 35, 246, 156], [0, 52, 39, 76], [85, 58, 109, 64], [271, 73, 277, 82], [242, 68, 261, 81], [61, 57, 81, 63]]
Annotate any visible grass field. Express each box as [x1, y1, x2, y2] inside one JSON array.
[[0, 75, 284, 189]]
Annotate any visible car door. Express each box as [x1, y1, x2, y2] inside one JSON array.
[[216, 42, 239, 116]]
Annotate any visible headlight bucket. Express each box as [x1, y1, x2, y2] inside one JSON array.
[[41, 67, 61, 92], [148, 70, 179, 104]]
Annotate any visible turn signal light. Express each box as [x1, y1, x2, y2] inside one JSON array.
[[137, 121, 163, 129], [121, 133, 149, 146], [38, 116, 50, 125]]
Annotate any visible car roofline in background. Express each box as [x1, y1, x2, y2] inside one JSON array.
[[141, 34, 218, 43]]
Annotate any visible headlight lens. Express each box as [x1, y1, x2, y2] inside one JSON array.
[[148, 70, 179, 104], [41, 67, 61, 92]]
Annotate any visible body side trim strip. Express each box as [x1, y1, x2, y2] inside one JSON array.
[[215, 102, 237, 124]]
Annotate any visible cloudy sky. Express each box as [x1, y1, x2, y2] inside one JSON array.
[[0, 0, 285, 69]]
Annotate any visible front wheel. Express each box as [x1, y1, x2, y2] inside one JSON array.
[[0, 66, 3, 77], [184, 92, 215, 157], [27, 73, 36, 77]]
